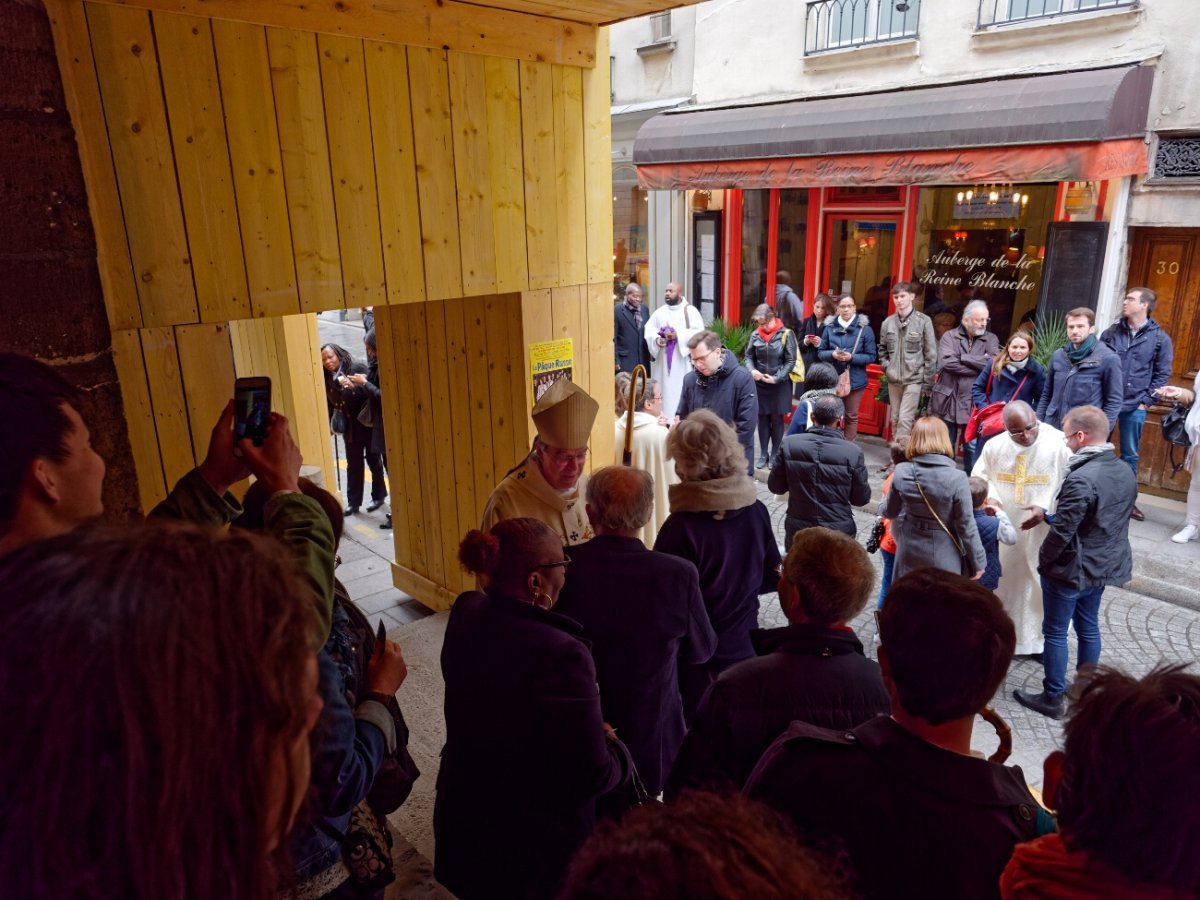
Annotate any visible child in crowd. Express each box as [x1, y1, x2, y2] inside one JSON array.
[[969, 476, 1016, 592]]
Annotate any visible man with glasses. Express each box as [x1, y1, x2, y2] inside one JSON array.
[[675, 330, 758, 475], [1100, 286, 1174, 521], [482, 377, 600, 545], [1014, 405, 1136, 720], [971, 401, 1071, 661]]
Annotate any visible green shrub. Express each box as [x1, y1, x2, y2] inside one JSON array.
[[710, 317, 753, 362], [1029, 314, 1068, 369]]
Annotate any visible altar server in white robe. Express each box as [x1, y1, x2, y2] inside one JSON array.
[[644, 282, 704, 419], [614, 374, 678, 548], [971, 401, 1071, 656]]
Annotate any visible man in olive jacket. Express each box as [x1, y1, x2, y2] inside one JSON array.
[[767, 395, 870, 551], [878, 281, 938, 441], [1015, 404, 1137, 720]]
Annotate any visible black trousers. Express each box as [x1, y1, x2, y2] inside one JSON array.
[[757, 414, 785, 462], [344, 433, 387, 508]]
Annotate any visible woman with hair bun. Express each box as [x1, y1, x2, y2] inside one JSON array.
[[434, 518, 624, 900]]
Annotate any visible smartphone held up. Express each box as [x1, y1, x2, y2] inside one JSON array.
[[234, 376, 272, 447]]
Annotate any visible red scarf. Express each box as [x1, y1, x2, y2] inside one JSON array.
[[1000, 834, 1179, 900], [757, 318, 783, 343]]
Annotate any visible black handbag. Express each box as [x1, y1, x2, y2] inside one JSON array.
[[596, 734, 655, 823], [1161, 403, 1193, 476], [356, 401, 374, 428], [330, 408, 347, 434], [865, 517, 886, 554]]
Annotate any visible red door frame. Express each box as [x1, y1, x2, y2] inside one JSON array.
[[819, 211, 906, 301]]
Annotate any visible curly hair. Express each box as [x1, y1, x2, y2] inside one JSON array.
[[667, 409, 748, 482], [560, 791, 848, 899], [0, 523, 317, 900]]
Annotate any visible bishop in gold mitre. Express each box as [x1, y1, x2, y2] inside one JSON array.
[[481, 377, 599, 545]]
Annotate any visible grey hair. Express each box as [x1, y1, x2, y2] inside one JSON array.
[[812, 395, 845, 426], [753, 303, 774, 321], [586, 466, 654, 532], [963, 299, 989, 319], [666, 409, 748, 482]]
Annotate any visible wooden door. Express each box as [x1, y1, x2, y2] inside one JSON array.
[[1125, 228, 1200, 498]]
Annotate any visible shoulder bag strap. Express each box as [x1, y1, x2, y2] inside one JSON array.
[[1008, 373, 1029, 403], [912, 471, 966, 558]]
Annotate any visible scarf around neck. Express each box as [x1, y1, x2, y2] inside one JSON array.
[[1066, 334, 1097, 364], [669, 473, 758, 516], [1067, 442, 1113, 468], [757, 318, 783, 343]]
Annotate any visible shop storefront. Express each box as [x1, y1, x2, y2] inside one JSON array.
[[633, 65, 1154, 435]]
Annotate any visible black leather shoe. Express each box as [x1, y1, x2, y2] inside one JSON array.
[[344, 505, 360, 516], [1014, 689, 1065, 720], [379, 514, 393, 530], [366, 499, 386, 512], [1130, 504, 1145, 522]]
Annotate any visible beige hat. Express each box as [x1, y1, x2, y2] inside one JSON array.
[[532, 378, 598, 449]]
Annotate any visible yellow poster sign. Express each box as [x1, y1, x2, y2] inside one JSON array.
[[529, 338, 574, 403]]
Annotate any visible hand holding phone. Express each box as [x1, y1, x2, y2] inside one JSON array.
[[234, 376, 272, 447]]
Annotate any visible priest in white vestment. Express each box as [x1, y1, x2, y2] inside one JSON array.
[[481, 377, 599, 545], [971, 401, 1071, 655], [614, 375, 678, 548], [643, 282, 704, 420]]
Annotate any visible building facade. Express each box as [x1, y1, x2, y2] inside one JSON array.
[[611, 0, 1200, 495]]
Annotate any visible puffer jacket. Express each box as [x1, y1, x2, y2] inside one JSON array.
[[767, 425, 871, 542], [817, 315, 877, 391], [664, 622, 889, 797], [878, 310, 937, 388], [1099, 317, 1174, 413], [1038, 449, 1137, 589]]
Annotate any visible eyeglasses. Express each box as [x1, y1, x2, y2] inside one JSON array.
[[543, 446, 588, 466], [535, 558, 572, 571], [690, 346, 720, 364], [1007, 423, 1038, 437]]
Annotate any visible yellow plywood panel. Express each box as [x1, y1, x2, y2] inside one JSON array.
[[448, 53, 497, 297], [371, 308, 413, 569], [520, 288, 554, 445], [138, 326, 196, 487], [390, 563, 456, 613], [423, 302, 464, 590], [483, 293, 519, 476], [45, 0, 142, 331], [364, 41, 426, 305], [519, 62, 558, 290], [553, 65, 587, 286], [460, 297, 498, 516], [445, 299, 481, 592], [82, 0, 597, 67], [212, 18, 299, 318], [110, 328, 167, 510], [551, 284, 583, 347], [407, 48, 463, 301], [278, 314, 337, 494], [581, 33, 613, 284], [87, 2, 198, 327], [174, 323, 236, 462], [483, 57, 528, 294], [318, 34, 387, 310], [267, 27, 345, 313], [585, 281, 616, 466], [400, 302, 444, 585], [388, 306, 427, 571], [154, 12, 252, 324]]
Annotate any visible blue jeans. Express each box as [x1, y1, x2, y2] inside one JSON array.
[[877, 548, 895, 609], [1040, 576, 1104, 697], [1117, 407, 1147, 476]]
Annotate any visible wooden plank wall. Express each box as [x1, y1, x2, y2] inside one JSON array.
[[48, 1, 615, 609]]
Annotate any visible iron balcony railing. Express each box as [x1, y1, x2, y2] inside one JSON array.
[[978, 0, 1136, 28], [804, 0, 920, 55]]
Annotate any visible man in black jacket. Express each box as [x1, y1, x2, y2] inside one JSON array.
[[1015, 404, 1137, 720], [665, 527, 888, 797], [767, 395, 871, 550], [613, 283, 651, 375], [676, 330, 758, 475]]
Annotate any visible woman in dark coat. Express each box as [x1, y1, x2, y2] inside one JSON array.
[[817, 295, 877, 442], [785, 362, 839, 438], [435, 518, 623, 900], [321, 342, 386, 516], [880, 416, 986, 582], [348, 330, 391, 529], [969, 330, 1046, 463], [744, 303, 798, 468], [796, 292, 832, 392], [654, 410, 781, 720]]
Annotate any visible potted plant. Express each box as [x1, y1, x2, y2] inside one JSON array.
[[709, 317, 753, 363]]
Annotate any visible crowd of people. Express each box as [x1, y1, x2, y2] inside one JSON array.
[[1, 271, 1195, 900]]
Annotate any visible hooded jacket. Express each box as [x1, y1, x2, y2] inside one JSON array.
[[676, 348, 759, 475]]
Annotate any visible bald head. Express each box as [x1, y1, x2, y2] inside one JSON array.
[[1002, 401, 1039, 448], [585, 466, 654, 535]]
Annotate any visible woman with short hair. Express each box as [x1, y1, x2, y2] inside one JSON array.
[[881, 416, 986, 582], [655, 410, 781, 718], [745, 303, 798, 468]]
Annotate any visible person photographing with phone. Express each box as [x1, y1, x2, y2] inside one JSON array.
[[321, 343, 387, 518]]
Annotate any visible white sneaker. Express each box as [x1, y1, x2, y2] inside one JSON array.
[[1171, 525, 1199, 544]]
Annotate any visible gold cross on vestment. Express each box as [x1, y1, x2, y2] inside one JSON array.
[[995, 455, 1052, 505]]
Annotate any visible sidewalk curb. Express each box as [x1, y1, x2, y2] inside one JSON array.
[[1128, 561, 1200, 614]]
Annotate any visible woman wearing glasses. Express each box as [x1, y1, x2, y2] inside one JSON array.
[[435, 518, 624, 900]]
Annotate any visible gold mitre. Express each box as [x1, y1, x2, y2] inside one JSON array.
[[532, 378, 598, 449]]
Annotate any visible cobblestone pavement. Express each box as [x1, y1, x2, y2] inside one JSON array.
[[754, 441, 1200, 785]]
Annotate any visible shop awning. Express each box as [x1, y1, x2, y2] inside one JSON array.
[[634, 65, 1154, 190]]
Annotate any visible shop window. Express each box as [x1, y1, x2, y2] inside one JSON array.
[[1154, 135, 1200, 180], [739, 190, 771, 326], [736, 189, 810, 327], [612, 164, 649, 300], [805, 0, 920, 55], [910, 184, 1058, 342]]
